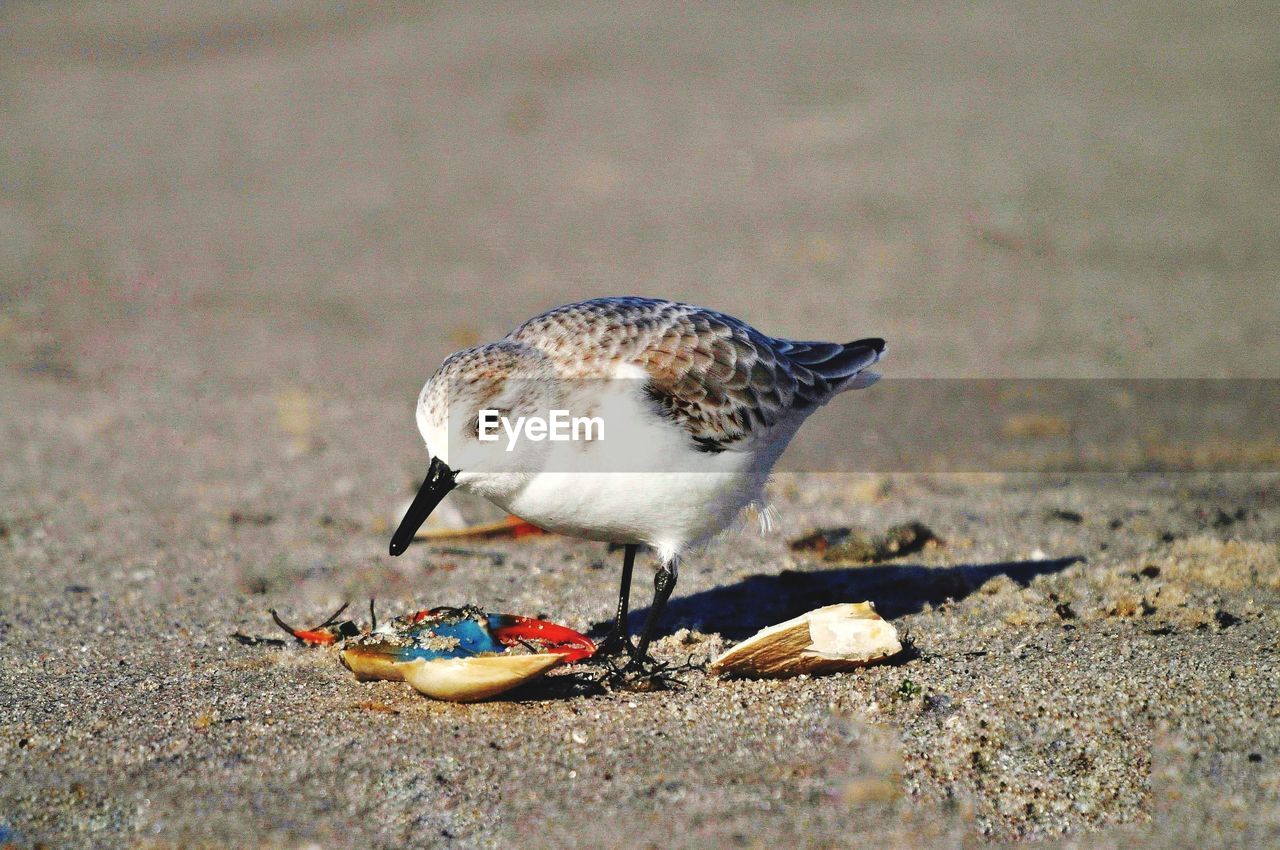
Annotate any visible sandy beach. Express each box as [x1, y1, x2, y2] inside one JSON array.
[[1, 3, 1277, 846]]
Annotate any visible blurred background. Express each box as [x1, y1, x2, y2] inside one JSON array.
[[2, 0, 1277, 403]]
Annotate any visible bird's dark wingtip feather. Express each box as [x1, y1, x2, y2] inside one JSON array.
[[849, 337, 886, 355]]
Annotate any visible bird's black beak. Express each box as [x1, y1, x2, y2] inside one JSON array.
[[389, 457, 457, 556]]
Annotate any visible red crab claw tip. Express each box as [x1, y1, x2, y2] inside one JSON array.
[[504, 516, 547, 538], [291, 629, 338, 646], [269, 609, 339, 646], [493, 615, 597, 663]]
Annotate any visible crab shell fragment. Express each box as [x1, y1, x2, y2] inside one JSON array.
[[341, 646, 565, 702], [709, 602, 902, 679], [331, 606, 595, 702]]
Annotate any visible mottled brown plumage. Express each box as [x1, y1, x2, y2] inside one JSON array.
[[505, 297, 883, 451]]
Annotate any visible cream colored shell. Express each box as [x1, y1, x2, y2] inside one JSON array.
[[342, 647, 564, 702], [709, 602, 901, 679]]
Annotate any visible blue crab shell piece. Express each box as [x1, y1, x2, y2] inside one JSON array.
[[338, 606, 571, 701], [335, 605, 598, 701], [391, 613, 508, 660]]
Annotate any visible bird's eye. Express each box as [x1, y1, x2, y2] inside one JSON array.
[[467, 407, 511, 439]]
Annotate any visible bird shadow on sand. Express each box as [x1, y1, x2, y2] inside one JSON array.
[[508, 556, 1083, 702], [599, 556, 1083, 642]]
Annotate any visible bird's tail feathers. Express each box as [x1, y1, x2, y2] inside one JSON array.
[[835, 369, 881, 392], [783, 337, 886, 393]]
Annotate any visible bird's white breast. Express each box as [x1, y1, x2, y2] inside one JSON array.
[[458, 372, 780, 554], [498, 468, 761, 553]]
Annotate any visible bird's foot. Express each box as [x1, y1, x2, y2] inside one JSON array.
[[594, 652, 704, 692], [588, 630, 634, 663], [596, 656, 677, 692], [586, 631, 671, 688]]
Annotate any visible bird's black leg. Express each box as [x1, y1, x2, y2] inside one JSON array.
[[594, 543, 637, 658], [629, 557, 678, 667]]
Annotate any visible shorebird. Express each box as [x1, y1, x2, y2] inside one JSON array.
[[389, 297, 884, 670]]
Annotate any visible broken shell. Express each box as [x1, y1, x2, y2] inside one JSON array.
[[394, 490, 545, 541], [413, 514, 546, 541], [333, 605, 593, 701], [402, 654, 563, 702], [266, 603, 593, 701], [789, 522, 941, 564], [340, 644, 413, 682], [709, 602, 902, 679], [341, 646, 564, 702]]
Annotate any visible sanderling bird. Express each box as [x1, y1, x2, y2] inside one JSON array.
[[390, 297, 884, 670]]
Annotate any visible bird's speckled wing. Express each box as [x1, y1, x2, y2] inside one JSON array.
[[506, 297, 883, 452]]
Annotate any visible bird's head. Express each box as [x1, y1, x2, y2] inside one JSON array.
[[390, 342, 556, 556]]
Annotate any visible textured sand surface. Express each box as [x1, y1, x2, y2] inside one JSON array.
[[1, 2, 1278, 847]]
